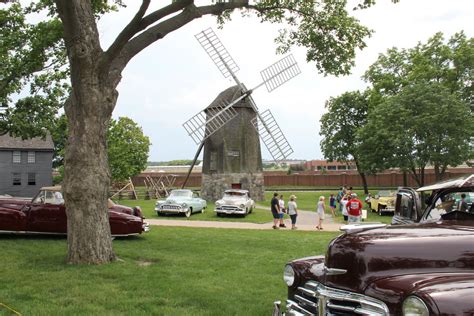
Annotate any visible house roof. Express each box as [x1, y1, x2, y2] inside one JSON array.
[[0, 133, 54, 150]]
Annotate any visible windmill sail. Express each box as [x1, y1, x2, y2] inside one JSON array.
[[251, 109, 293, 161]]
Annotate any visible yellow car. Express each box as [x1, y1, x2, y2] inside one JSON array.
[[370, 190, 396, 215]]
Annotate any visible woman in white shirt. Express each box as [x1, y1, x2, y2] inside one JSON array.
[[341, 196, 349, 222], [287, 195, 298, 230], [317, 196, 326, 230]]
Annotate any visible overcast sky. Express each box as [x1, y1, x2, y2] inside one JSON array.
[[97, 0, 474, 162]]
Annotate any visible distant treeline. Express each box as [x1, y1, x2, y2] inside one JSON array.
[[148, 160, 201, 166]]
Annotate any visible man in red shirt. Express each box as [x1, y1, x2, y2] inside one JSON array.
[[347, 193, 363, 222]]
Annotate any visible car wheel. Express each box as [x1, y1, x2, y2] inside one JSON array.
[[185, 209, 192, 218], [216, 213, 222, 217], [201, 207, 205, 214], [249, 206, 253, 214], [157, 212, 163, 217]]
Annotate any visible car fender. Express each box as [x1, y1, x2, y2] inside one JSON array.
[[364, 273, 474, 315]]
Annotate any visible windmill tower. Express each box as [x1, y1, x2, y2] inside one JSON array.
[[182, 28, 301, 201]]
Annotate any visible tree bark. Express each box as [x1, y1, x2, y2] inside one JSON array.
[[56, 0, 117, 264]]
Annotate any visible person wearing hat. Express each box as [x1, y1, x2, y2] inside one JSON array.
[[287, 195, 298, 230], [347, 193, 363, 223]]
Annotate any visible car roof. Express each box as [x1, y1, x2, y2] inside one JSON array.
[[417, 174, 474, 192]]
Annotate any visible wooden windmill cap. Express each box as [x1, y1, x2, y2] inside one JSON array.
[[205, 85, 253, 111]]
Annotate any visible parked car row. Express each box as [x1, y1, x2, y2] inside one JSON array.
[[154, 189, 255, 217]]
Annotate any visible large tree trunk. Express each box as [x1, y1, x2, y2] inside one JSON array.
[[63, 83, 117, 264], [56, 0, 118, 264]]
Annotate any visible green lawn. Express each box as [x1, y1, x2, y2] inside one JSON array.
[[0, 227, 340, 315]]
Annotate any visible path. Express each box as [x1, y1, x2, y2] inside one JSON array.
[[146, 208, 343, 232]]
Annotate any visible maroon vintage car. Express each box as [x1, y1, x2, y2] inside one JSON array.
[[0, 186, 149, 236], [273, 174, 474, 315]]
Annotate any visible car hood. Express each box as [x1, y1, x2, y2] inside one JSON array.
[[216, 198, 246, 205], [377, 197, 394, 203], [163, 197, 191, 204], [324, 221, 474, 293]]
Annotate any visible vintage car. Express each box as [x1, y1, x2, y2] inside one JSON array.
[[155, 189, 207, 217], [215, 189, 255, 216], [273, 174, 474, 315], [0, 186, 149, 236], [369, 190, 396, 215]]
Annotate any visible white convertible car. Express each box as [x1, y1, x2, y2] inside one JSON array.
[[215, 189, 255, 216]]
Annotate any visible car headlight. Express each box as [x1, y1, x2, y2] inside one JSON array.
[[216, 201, 222, 207], [182, 203, 187, 207], [283, 265, 295, 287], [240, 204, 245, 208], [403, 296, 429, 316]]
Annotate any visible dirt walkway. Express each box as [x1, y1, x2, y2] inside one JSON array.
[[146, 209, 344, 232]]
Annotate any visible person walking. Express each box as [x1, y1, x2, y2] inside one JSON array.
[[278, 194, 287, 228], [329, 193, 337, 218], [270, 192, 281, 229], [457, 193, 468, 212], [341, 195, 349, 222], [316, 196, 326, 230], [288, 195, 298, 230], [336, 187, 344, 214], [347, 193, 363, 223]]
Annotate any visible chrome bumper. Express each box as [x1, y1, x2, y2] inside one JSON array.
[[215, 209, 246, 215], [155, 207, 188, 214]]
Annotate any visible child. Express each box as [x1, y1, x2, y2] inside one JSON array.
[[316, 196, 326, 230], [329, 193, 336, 218]]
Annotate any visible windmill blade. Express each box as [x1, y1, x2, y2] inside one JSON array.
[[251, 109, 294, 162], [182, 100, 238, 145], [195, 28, 240, 79], [260, 54, 301, 92]]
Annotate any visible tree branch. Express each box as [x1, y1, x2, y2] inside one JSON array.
[[104, 0, 194, 66], [111, 1, 249, 79]]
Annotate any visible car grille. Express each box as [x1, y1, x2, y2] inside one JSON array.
[[217, 206, 240, 211], [161, 204, 181, 210], [287, 281, 388, 316]]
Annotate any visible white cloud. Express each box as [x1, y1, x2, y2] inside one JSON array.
[[99, 0, 474, 161]]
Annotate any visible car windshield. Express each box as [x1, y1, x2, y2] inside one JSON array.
[[33, 190, 64, 205], [224, 192, 245, 199], [378, 191, 393, 197], [169, 190, 192, 198], [425, 191, 474, 221]]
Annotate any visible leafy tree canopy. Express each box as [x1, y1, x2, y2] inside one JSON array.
[[364, 31, 474, 109], [107, 117, 150, 182]]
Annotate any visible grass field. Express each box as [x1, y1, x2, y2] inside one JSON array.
[[0, 227, 340, 315]]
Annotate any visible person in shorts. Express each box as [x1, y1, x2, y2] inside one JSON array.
[[287, 195, 298, 230], [329, 193, 336, 218], [270, 192, 281, 229], [347, 193, 363, 223], [278, 194, 286, 228]]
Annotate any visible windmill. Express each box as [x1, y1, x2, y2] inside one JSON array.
[[182, 28, 301, 201]]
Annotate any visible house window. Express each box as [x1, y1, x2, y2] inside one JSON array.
[[28, 173, 36, 185], [12, 151, 21, 163], [27, 151, 36, 163], [12, 173, 21, 186]]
